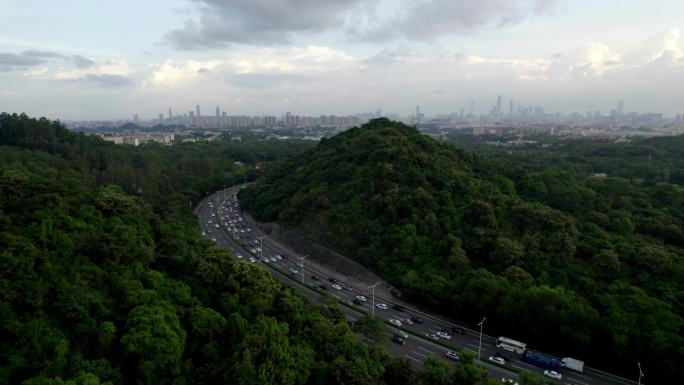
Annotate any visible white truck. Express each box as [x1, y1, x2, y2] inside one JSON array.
[[561, 357, 584, 373]]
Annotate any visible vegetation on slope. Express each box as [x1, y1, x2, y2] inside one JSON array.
[[2, 113, 510, 385], [241, 118, 684, 383]]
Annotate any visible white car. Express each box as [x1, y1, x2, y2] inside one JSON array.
[[289, 268, 299, 274], [389, 319, 403, 327], [249, 257, 256, 263], [445, 351, 460, 361], [250, 249, 256, 253], [211, 238, 217, 242], [269, 256, 277, 262], [236, 254, 243, 259], [543, 371, 562, 380], [402, 318, 414, 325], [501, 378, 519, 385], [331, 284, 342, 290], [375, 303, 388, 310], [355, 295, 368, 302], [256, 247, 261, 252], [275, 254, 282, 260], [436, 331, 452, 340], [489, 356, 506, 365]]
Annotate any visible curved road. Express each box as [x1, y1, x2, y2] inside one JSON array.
[[196, 187, 638, 385]]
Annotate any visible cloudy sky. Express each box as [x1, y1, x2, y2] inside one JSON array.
[[1, 0, 683, 120]]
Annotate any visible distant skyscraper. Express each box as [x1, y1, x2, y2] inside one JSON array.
[[618, 100, 624, 114], [158, 113, 164, 122], [216, 105, 220, 117], [470, 99, 474, 115], [133, 114, 139, 123], [196, 104, 200, 117], [509, 99, 514, 115], [415, 105, 421, 124], [496, 95, 502, 114], [168, 107, 172, 120]]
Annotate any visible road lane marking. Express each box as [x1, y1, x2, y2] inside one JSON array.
[[411, 350, 428, 358], [404, 355, 421, 363], [416, 345, 438, 355]]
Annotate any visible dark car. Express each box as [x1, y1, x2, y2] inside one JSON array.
[[496, 352, 513, 361], [392, 304, 406, 312], [353, 298, 364, 306], [319, 284, 329, 290], [451, 326, 466, 335], [410, 316, 424, 324], [328, 277, 337, 283], [311, 275, 320, 281]]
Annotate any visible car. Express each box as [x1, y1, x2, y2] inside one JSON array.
[[269, 256, 276, 262], [249, 257, 256, 263], [392, 304, 406, 312], [543, 371, 562, 380], [445, 351, 460, 361], [402, 318, 414, 325], [296, 262, 303, 268], [501, 378, 519, 385], [263, 258, 270, 263], [355, 295, 368, 302], [331, 284, 342, 290], [201, 231, 206, 236], [436, 331, 452, 340], [319, 284, 329, 290], [311, 275, 320, 281], [410, 316, 423, 324], [275, 254, 282, 260], [375, 303, 388, 310], [328, 277, 337, 283], [256, 247, 261, 252], [489, 356, 506, 365], [425, 332, 439, 339], [389, 319, 402, 327], [236, 254, 243, 259], [353, 299, 364, 306], [211, 238, 217, 242], [496, 352, 513, 361], [451, 326, 466, 335], [250, 249, 256, 253], [289, 268, 299, 274], [247, 228, 251, 232], [342, 284, 353, 291]]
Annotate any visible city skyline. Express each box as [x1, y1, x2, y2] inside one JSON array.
[[1, 0, 684, 120]]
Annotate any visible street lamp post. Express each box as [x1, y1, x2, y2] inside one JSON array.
[[369, 282, 380, 316], [259, 236, 264, 261], [477, 317, 486, 360], [637, 362, 644, 385], [300, 255, 308, 284]]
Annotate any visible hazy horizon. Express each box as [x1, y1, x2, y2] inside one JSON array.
[[1, 0, 683, 120]]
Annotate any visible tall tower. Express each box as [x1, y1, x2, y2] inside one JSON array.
[[509, 99, 514, 115], [470, 99, 474, 115], [618, 100, 624, 114], [216, 105, 220, 117], [196, 104, 201, 117], [415, 105, 421, 124], [168, 107, 172, 120], [496, 95, 503, 114]]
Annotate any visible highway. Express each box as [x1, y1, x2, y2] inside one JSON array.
[[196, 187, 638, 385]]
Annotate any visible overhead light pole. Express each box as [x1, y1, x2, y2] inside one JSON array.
[[258, 236, 265, 261], [477, 317, 486, 360], [300, 255, 308, 284], [369, 282, 380, 316], [637, 362, 644, 385]]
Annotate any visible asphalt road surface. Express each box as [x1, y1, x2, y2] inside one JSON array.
[[196, 187, 638, 385]]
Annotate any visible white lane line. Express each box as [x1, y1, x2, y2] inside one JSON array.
[[411, 350, 428, 358], [404, 355, 421, 363], [511, 365, 527, 371], [463, 347, 476, 354], [416, 345, 438, 355], [566, 378, 589, 385], [467, 343, 479, 349]]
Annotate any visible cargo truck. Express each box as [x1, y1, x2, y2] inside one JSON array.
[[561, 357, 584, 373], [522, 350, 561, 371]]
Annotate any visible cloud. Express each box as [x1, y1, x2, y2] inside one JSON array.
[[228, 73, 309, 89], [21, 49, 66, 58], [72, 55, 95, 69], [0, 52, 45, 71], [164, 0, 365, 49], [77, 74, 133, 87], [358, 0, 564, 42]]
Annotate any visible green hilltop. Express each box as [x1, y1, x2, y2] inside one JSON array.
[[241, 118, 684, 382]]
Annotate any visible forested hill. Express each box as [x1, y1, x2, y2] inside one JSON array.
[[240, 118, 684, 382], [2, 113, 442, 385]]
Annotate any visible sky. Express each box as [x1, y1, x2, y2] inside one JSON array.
[[1, 0, 683, 120]]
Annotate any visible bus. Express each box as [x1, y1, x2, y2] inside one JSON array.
[[392, 330, 409, 345], [496, 337, 527, 354]]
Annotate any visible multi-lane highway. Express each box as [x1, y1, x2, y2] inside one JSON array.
[[196, 187, 638, 385]]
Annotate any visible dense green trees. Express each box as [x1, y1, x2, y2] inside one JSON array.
[[4, 113, 479, 385], [241, 118, 684, 383]]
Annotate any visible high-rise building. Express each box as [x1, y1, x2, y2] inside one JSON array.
[[216, 105, 220, 117], [618, 100, 624, 114], [168, 107, 172, 120], [496, 95, 502, 114], [196, 104, 201, 117], [158, 113, 164, 122], [509, 99, 514, 115], [470, 99, 474, 115], [133, 114, 139, 123]]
